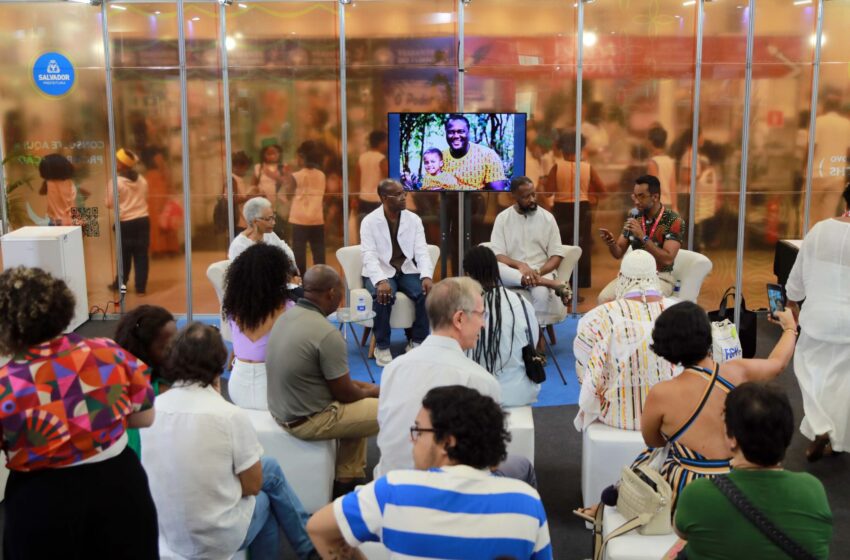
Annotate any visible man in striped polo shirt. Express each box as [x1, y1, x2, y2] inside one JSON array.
[[307, 386, 552, 559]]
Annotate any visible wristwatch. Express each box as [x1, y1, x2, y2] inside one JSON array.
[[642, 235, 650, 244]]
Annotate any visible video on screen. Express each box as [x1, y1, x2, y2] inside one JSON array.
[[387, 112, 526, 192]]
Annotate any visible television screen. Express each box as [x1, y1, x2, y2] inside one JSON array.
[[388, 112, 527, 192]]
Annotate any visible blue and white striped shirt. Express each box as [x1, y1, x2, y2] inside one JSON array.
[[333, 465, 552, 560]]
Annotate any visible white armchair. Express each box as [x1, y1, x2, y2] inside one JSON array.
[[671, 249, 713, 303], [336, 244, 440, 356], [205, 260, 232, 342]]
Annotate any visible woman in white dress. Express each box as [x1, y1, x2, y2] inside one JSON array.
[[785, 183, 850, 460], [464, 245, 541, 407]]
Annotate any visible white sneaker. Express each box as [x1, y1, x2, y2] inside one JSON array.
[[405, 341, 421, 353], [374, 347, 393, 367]]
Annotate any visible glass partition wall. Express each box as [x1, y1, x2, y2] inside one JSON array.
[[0, 0, 840, 319]]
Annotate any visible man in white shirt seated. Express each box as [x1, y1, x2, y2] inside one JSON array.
[[141, 323, 318, 560], [360, 178, 434, 366], [490, 176, 571, 326], [307, 385, 553, 560], [374, 277, 536, 484]]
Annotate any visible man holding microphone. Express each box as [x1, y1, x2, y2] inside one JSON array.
[[597, 175, 685, 303]]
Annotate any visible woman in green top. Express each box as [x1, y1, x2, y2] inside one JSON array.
[[114, 305, 178, 455], [675, 382, 833, 559]]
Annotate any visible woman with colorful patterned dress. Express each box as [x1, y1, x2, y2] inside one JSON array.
[[575, 301, 798, 521], [0, 267, 158, 559], [572, 249, 677, 431]]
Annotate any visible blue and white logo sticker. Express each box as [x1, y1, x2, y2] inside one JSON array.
[[32, 52, 75, 97]]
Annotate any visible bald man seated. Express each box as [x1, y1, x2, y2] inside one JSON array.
[[266, 265, 380, 497]]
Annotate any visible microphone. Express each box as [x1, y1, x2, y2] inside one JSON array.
[[627, 208, 640, 242]]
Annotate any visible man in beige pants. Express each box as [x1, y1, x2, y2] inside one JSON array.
[[266, 265, 380, 497]]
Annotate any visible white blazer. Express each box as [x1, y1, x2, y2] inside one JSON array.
[[360, 207, 433, 286]]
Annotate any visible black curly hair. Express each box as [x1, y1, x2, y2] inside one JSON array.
[[422, 385, 510, 470], [0, 267, 75, 355], [114, 305, 175, 382], [161, 322, 227, 387], [650, 301, 712, 366], [222, 243, 292, 332]]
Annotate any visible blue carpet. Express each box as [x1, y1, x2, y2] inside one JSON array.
[[194, 315, 581, 408]]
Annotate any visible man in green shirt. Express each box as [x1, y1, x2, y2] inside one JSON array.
[[675, 383, 832, 559]]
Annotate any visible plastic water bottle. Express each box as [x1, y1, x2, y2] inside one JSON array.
[[673, 280, 681, 298], [355, 294, 367, 316]]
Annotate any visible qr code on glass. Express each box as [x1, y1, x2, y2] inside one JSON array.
[[71, 207, 100, 237]]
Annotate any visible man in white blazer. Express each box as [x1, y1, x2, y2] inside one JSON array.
[[360, 179, 434, 366]]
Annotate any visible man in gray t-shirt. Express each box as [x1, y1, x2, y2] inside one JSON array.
[[266, 265, 380, 491]]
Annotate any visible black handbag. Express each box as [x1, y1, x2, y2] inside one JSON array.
[[517, 296, 546, 384], [708, 287, 757, 359]]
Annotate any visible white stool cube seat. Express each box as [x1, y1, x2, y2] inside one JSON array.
[[241, 409, 336, 513], [602, 506, 678, 560], [505, 406, 535, 465], [159, 538, 247, 560], [581, 422, 646, 507], [360, 542, 392, 560]]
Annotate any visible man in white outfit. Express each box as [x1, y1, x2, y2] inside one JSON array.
[[490, 176, 571, 325], [375, 277, 536, 485], [360, 179, 434, 366]]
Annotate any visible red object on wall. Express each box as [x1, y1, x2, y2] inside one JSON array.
[[767, 110, 785, 128]]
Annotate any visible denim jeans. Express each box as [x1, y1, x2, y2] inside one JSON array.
[[363, 272, 429, 350], [240, 457, 315, 559]]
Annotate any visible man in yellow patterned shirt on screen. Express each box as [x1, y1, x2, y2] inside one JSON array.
[[441, 114, 508, 191]]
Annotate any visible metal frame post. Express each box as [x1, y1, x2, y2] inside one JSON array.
[[457, 0, 466, 275], [220, 1, 235, 241], [803, 0, 825, 234], [101, 1, 125, 312], [0, 117, 8, 235], [339, 0, 351, 249], [687, 0, 706, 248], [177, 0, 194, 319], [572, 0, 586, 315], [733, 0, 757, 327]]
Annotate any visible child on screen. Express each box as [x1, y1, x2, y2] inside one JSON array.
[[420, 148, 459, 190]]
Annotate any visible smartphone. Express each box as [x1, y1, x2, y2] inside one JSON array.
[[767, 283, 785, 316]]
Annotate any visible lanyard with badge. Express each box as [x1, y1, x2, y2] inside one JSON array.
[[642, 205, 665, 243]]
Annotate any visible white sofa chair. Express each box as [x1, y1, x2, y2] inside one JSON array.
[[581, 422, 646, 508], [505, 405, 535, 465], [205, 259, 232, 342], [601, 505, 678, 560], [480, 242, 582, 384], [241, 409, 336, 514], [336, 244, 440, 357], [671, 249, 712, 303]]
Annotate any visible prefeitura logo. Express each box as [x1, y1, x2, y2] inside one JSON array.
[[32, 52, 75, 97]]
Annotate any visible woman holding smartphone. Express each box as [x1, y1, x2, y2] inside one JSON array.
[[785, 183, 850, 461]]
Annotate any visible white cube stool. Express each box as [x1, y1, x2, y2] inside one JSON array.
[[159, 538, 247, 560], [241, 410, 336, 513], [505, 406, 535, 465], [601, 506, 678, 560], [360, 542, 392, 560], [581, 422, 646, 507]]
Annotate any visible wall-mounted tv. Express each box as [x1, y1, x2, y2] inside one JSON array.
[[388, 112, 527, 192]]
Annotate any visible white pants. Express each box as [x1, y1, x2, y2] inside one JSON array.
[[498, 263, 566, 326], [597, 270, 676, 304], [229, 359, 268, 411]]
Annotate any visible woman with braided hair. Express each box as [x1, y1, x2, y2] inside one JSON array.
[[464, 245, 541, 407]]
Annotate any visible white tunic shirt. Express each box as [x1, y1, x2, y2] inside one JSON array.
[[786, 218, 850, 343], [375, 335, 501, 477], [490, 205, 565, 270], [141, 383, 263, 559]]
